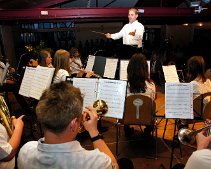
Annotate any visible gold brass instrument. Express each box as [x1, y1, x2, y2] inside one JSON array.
[[0, 96, 13, 137], [178, 123, 211, 147], [79, 99, 108, 133]]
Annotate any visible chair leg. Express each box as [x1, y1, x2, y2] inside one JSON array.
[[155, 124, 158, 160]]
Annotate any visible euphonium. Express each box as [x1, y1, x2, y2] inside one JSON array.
[[79, 99, 108, 133], [0, 96, 13, 137], [178, 123, 211, 147]]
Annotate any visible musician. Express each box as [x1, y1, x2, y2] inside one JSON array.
[[69, 47, 83, 75], [184, 129, 211, 169], [39, 49, 53, 68], [17, 82, 119, 169], [178, 56, 211, 129], [125, 53, 155, 137], [53, 49, 93, 83], [0, 115, 24, 169], [105, 8, 144, 58]]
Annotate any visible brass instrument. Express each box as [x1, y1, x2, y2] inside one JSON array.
[[178, 123, 211, 147], [0, 96, 13, 137], [79, 99, 108, 133]]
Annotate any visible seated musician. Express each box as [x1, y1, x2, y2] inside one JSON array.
[[39, 49, 53, 68], [69, 47, 83, 75], [0, 115, 24, 169], [125, 53, 156, 137], [184, 125, 211, 169], [179, 56, 211, 128], [17, 82, 119, 169], [53, 49, 93, 83]]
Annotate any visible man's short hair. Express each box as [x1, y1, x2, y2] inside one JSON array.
[[129, 8, 138, 15], [36, 82, 83, 133]]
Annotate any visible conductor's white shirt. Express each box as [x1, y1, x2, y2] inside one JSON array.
[[111, 20, 144, 48]]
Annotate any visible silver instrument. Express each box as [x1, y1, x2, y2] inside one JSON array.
[[70, 65, 101, 78], [178, 122, 211, 147]]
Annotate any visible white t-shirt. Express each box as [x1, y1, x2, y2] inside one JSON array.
[[18, 138, 114, 169], [53, 69, 69, 83], [0, 124, 15, 169], [185, 149, 211, 169]]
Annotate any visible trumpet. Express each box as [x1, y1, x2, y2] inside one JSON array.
[[79, 99, 108, 133], [178, 123, 211, 147], [70, 65, 101, 78]]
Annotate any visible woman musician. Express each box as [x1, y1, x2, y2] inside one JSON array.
[[53, 49, 94, 83]]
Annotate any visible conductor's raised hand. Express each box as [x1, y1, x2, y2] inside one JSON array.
[[83, 106, 99, 137], [129, 29, 136, 36]]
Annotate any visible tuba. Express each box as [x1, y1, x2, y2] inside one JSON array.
[[0, 96, 13, 137], [178, 122, 211, 148], [79, 99, 108, 133]]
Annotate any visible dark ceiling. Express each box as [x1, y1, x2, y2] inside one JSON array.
[[0, 0, 211, 24]]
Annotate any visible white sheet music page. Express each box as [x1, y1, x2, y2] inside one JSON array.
[[120, 60, 129, 80], [98, 79, 127, 119], [85, 55, 95, 71], [19, 66, 36, 97], [103, 58, 118, 79], [165, 83, 193, 119], [162, 65, 179, 82], [29, 66, 55, 100], [73, 78, 97, 109]]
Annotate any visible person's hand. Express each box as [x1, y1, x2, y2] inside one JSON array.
[[11, 115, 24, 131], [77, 69, 85, 77], [105, 33, 111, 38], [85, 70, 94, 78], [82, 106, 99, 137], [196, 129, 211, 150], [129, 29, 136, 36]]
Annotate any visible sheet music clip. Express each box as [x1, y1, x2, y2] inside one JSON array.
[[66, 76, 73, 84]]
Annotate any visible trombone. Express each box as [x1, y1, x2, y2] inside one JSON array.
[[178, 123, 211, 147]]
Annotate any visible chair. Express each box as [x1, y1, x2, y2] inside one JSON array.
[[116, 94, 158, 158]]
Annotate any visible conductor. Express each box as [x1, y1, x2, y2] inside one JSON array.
[[105, 8, 144, 58]]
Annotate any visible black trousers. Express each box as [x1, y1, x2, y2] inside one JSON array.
[[116, 45, 142, 59]]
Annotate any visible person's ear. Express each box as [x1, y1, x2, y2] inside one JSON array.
[[69, 118, 80, 132]]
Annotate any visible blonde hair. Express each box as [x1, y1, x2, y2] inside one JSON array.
[[54, 49, 71, 75]]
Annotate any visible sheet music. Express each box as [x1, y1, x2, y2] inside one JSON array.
[[98, 79, 127, 119], [103, 58, 118, 79], [29, 66, 55, 100], [162, 65, 179, 82], [73, 78, 97, 109], [19, 67, 36, 97], [85, 55, 95, 71], [120, 60, 129, 80], [165, 83, 193, 119], [73, 78, 127, 119]]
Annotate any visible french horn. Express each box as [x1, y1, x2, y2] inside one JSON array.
[[0, 96, 13, 137], [178, 122, 211, 147], [79, 99, 108, 133]]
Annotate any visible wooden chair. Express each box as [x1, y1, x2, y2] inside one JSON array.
[[116, 94, 158, 158]]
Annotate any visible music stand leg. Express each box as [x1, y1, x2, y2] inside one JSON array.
[[170, 119, 177, 169]]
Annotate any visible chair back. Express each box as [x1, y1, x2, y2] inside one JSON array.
[[122, 94, 155, 126], [193, 92, 211, 119]]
